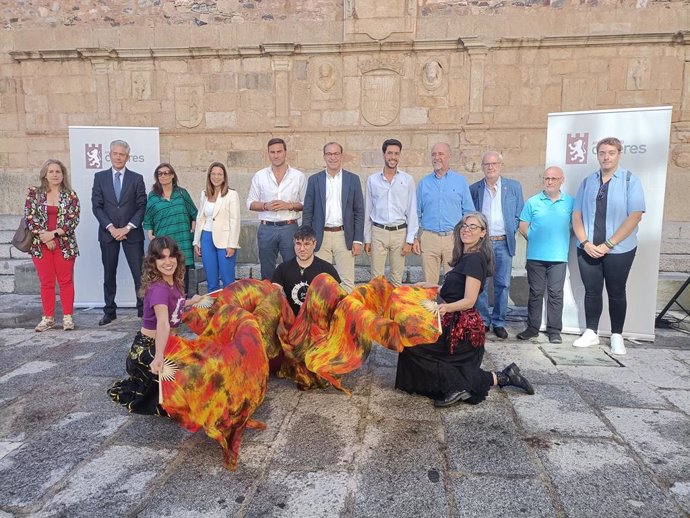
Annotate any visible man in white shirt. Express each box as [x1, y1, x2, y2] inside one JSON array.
[[247, 138, 307, 280], [364, 139, 419, 287], [302, 142, 364, 292], [469, 151, 524, 339]]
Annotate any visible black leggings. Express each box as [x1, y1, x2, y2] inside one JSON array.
[[576, 247, 636, 334]]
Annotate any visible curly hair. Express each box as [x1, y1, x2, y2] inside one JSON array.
[[449, 212, 494, 276], [139, 236, 186, 297]]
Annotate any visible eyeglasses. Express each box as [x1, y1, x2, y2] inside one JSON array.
[[543, 177, 563, 182], [459, 224, 483, 232], [157, 171, 173, 177], [324, 152, 342, 158], [482, 162, 500, 168]]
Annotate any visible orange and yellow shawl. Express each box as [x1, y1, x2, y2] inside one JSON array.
[[159, 275, 440, 470]]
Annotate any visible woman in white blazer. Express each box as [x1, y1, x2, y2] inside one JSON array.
[[193, 162, 241, 291]]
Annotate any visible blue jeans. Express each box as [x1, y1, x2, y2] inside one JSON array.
[[476, 239, 512, 328], [257, 223, 298, 280], [200, 230, 236, 292]]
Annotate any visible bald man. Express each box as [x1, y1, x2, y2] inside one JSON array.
[[413, 142, 475, 284], [517, 166, 574, 344]]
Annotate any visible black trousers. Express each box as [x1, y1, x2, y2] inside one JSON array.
[[525, 260, 567, 334], [576, 247, 636, 334], [100, 239, 144, 316]]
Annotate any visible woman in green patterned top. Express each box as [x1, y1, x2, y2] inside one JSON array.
[[143, 163, 198, 295]]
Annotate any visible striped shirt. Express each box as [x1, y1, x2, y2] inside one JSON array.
[[143, 187, 198, 267]]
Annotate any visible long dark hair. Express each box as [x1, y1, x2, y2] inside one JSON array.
[[449, 212, 494, 276], [139, 236, 185, 297], [151, 163, 179, 196], [205, 161, 229, 198]]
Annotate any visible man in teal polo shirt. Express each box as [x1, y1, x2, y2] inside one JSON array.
[[517, 166, 574, 343]]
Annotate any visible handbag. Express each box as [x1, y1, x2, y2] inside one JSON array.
[[11, 217, 33, 253]]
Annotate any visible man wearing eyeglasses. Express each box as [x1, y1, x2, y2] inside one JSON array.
[[302, 142, 364, 292], [469, 151, 524, 339], [516, 167, 574, 344], [413, 142, 475, 284]]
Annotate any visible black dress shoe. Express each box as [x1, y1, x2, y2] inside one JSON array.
[[548, 333, 562, 344], [99, 314, 116, 326], [433, 390, 471, 407], [493, 326, 508, 339], [517, 328, 539, 340], [484, 325, 490, 333], [496, 363, 535, 395]]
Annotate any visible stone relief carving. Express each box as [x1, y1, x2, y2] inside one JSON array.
[[422, 60, 443, 91], [317, 63, 336, 93], [131, 71, 152, 100], [361, 69, 400, 126], [175, 85, 204, 128], [310, 59, 342, 100]]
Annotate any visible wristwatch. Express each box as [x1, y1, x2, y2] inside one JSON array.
[[53, 232, 60, 239]]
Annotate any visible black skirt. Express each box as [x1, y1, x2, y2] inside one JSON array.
[[107, 332, 166, 416], [395, 338, 493, 405]]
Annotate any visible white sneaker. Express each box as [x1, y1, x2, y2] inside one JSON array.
[[573, 329, 599, 348], [35, 316, 55, 332], [610, 333, 626, 355]]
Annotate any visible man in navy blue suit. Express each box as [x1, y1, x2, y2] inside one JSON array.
[[91, 139, 147, 325], [302, 142, 364, 292], [470, 150, 524, 339]]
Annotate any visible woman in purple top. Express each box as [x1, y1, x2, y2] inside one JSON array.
[[108, 236, 201, 415]]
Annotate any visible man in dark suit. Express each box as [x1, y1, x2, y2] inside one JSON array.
[[469, 150, 524, 339], [302, 142, 364, 292], [91, 139, 147, 325]]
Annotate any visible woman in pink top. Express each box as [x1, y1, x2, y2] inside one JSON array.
[[108, 236, 201, 415]]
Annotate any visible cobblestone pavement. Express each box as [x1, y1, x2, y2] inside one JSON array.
[[0, 294, 688, 518]]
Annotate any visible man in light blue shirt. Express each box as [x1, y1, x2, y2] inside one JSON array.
[[364, 139, 419, 287], [413, 142, 475, 283], [517, 166, 574, 344]]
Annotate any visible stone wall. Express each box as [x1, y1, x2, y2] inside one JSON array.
[[0, 0, 688, 272]]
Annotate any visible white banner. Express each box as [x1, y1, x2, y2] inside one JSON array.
[[68, 126, 160, 308], [545, 107, 672, 341]]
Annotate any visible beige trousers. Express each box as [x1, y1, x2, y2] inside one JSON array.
[[315, 229, 356, 292], [370, 226, 407, 287], [420, 230, 455, 284]]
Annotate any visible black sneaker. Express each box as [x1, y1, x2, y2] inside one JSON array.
[[493, 326, 508, 339], [548, 333, 562, 344], [517, 328, 539, 340]]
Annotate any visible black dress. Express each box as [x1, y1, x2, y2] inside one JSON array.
[[395, 252, 494, 404]]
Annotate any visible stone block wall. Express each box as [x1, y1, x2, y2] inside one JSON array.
[[0, 0, 688, 273]]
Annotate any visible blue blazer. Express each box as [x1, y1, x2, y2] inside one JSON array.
[[91, 167, 147, 243], [302, 169, 365, 251], [470, 177, 524, 257]]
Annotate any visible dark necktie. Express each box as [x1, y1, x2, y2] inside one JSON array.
[[114, 171, 122, 202]]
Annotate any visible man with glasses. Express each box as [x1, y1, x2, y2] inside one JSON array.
[[92, 139, 147, 325], [247, 137, 306, 280], [364, 139, 419, 287], [470, 151, 524, 339], [413, 142, 475, 284], [516, 167, 574, 343], [302, 142, 364, 292], [272, 225, 341, 316]]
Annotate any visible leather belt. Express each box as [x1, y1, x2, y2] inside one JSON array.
[[490, 235, 506, 241], [423, 229, 453, 237], [373, 222, 407, 231], [324, 226, 344, 232], [261, 220, 297, 226]]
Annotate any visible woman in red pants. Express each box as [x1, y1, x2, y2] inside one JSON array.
[[24, 159, 80, 331]]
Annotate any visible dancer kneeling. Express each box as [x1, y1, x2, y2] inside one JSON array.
[[395, 212, 535, 407], [108, 236, 201, 415]]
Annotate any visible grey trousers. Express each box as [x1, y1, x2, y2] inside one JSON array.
[[525, 260, 567, 334]]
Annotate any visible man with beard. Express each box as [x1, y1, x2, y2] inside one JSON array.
[[363, 139, 419, 287]]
